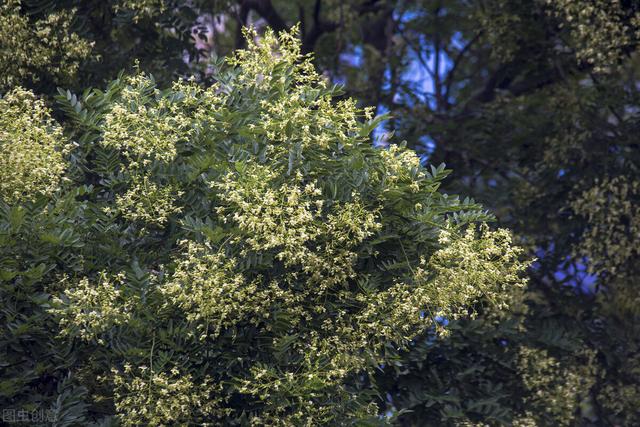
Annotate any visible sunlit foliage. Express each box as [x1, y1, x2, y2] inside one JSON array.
[[0, 27, 528, 424], [0, 88, 69, 203]]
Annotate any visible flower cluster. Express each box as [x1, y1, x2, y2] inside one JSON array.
[[51, 273, 136, 344], [0, 0, 92, 90], [379, 143, 424, 183], [0, 88, 69, 203], [113, 0, 167, 23], [102, 74, 197, 164], [546, 0, 640, 72], [517, 346, 597, 426], [572, 176, 640, 277], [356, 225, 528, 347], [161, 240, 282, 338], [114, 175, 184, 226], [215, 164, 381, 292], [112, 364, 228, 426]]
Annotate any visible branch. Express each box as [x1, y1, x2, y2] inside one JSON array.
[[302, 0, 339, 54], [458, 62, 512, 108], [443, 31, 482, 105], [433, 4, 443, 109], [398, 30, 436, 81], [234, 1, 251, 49]]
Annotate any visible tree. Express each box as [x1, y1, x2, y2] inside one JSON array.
[[189, 2, 640, 424], [206, 2, 640, 424], [2, 0, 639, 424], [0, 28, 527, 425]]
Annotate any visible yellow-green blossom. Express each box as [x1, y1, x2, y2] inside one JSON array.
[[161, 240, 286, 338], [0, 0, 92, 90], [214, 164, 381, 290], [356, 225, 528, 347], [112, 364, 228, 426], [113, 0, 167, 23], [0, 88, 68, 203], [518, 346, 597, 426], [114, 175, 183, 226], [545, 0, 640, 72], [102, 74, 197, 164], [572, 176, 640, 277], [51, 273, 136, 343]]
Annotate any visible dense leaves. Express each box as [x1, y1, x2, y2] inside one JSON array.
[[0, 28, 527, 425], [2, 0, 640, 425]]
